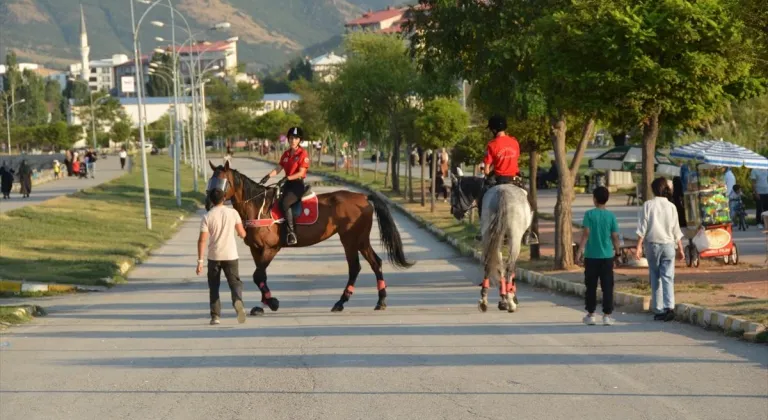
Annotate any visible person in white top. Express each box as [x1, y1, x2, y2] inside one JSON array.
[[119, 147, 128, 170], [749, 168, 768, 228], [635, 177, 685, 322], [197, 183, 247, 325], [724, 167, 736, 196]]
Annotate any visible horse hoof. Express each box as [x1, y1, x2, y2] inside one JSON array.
[[498, 301, 509, 311], [507, 303, 518, 313], [512, 295, 519, 305], [374, 302, 387, 310], [478, 300, 488, 312], [250, 307, 265, 316], [264, 297, 280, 312], [331, 303, 344, 312]]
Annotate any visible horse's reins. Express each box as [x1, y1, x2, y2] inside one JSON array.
[[236, 181, 281, 220]]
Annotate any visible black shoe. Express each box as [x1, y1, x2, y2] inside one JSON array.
[[663, 309, 675, 322], [653, 312, 666, 321]]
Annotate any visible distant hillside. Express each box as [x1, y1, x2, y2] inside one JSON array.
[[0, 0, 409, 70]]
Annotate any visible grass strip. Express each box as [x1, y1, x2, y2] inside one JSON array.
[[0, 156, 204, 286]]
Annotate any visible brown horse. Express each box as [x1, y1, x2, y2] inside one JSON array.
[[205, 161, 414, 315]]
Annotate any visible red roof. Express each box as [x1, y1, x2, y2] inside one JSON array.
[[345, 7, 406, 26], [170, 40, 233, 54]]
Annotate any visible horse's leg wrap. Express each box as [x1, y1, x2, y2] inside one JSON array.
[[499, 277, 508, 298]]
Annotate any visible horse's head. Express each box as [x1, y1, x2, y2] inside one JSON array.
[[205, 160, 238, 210], [449, 172, 482, 221]]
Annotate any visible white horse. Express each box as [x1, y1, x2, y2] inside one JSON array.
[[450, 174, 534, 312]]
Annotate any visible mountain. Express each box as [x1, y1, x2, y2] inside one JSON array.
[[0, 0, 409, 71]]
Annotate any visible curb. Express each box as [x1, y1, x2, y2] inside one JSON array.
[[0, 279, 106, 293], [674, 303, 766, 342], [249, 157, 765, 341]]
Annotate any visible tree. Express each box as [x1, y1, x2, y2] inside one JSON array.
[[538, 0, 762, 202], [16, 70, 48, 126], [415, 98, 469, 212], [3, 52, 22, 122], [44, 79, 64, 123], [410, 0, 594, 268], [111, 117, 133, 147], [323, 32, 426, 189], [146, 52, 174, 97]]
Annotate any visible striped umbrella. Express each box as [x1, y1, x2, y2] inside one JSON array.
[[589, 146, 680, 177], [670, 139, 768, 169]]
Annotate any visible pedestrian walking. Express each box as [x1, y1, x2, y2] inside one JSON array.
[[119, 147, 127, 170], [635, 177, 685, 322], [65, 149, 74, 177], [576, 186, 620, 326], [749, 168, 768, 228], [0, 162, 14, 199], [197, 182, 248, 325], [85, 148, 97, 178], [18, 160, 33, 199]]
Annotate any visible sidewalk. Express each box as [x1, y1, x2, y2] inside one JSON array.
[[0, 156, 125, 214]]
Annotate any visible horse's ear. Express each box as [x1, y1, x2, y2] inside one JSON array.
[[209, 161, 216, 171]]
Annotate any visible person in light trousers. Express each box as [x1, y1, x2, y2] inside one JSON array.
[[635, 177, 685, 322]]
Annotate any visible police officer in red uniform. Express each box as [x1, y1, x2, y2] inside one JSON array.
[[260, 127, 308, 246]]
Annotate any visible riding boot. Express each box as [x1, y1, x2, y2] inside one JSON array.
[[284, 207, 297, 246]]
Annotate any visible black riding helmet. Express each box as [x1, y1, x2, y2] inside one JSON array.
[[487, 115, 507, 134], [286, 126, 304, 139]]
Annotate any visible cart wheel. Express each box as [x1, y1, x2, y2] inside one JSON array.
[[729, 244, 739, 265], [723, 254, 730, 265], [684, 245, 693, 267], [692, 248, 700, 268]]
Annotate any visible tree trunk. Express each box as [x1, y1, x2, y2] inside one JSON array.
[[469, 164, 477, 224], [334, 135, 339, 172], [385, 149, 392, 189], [374, 148, 379, 183], [569, 118, 596, 182], [528, 149, 540, 260], [404, 142, 410, 200], [551, 113, 574, 269], [391, 135, 401, 193], [430, 149, 437, 213], [420, 149, 427, 206], [408, 143, 414, 202], [641, 113, 660, 203], [358, 148, 363, 178]]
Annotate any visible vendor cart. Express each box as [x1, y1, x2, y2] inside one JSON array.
[[671, 139, 768, 267]]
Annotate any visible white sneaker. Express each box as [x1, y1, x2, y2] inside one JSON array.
[[583, 315, 597, 325], [603, 315, 615, 326]]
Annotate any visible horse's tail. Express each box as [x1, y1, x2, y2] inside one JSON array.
[[368, 192, 414, 269], [482, 187, 509, 286]]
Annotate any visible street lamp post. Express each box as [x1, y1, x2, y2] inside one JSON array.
[[130, 0, 159, 231], [5, 98, 26, 154]]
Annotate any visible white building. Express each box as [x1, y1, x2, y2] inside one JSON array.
[[256, 93, 300, 116], [67, 96, 199, 129], [310, 52, 346, 82], [160, 38, 239, 85]]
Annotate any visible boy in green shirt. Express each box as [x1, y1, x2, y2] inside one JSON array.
[[576, 186, 621, 326]]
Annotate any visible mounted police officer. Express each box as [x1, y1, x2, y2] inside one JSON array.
[[260, 127, 309, 246]]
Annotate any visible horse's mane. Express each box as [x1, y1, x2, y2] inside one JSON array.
[[229, 168, 267, 202]]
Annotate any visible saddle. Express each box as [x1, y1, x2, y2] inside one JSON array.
[[245, 185, 319, 228]]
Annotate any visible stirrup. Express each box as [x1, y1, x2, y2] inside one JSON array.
[[286, 232, 297, 246], [524, 231, 539, 245]]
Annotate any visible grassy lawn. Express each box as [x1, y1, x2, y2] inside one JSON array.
[[0, 156, 204, 286]]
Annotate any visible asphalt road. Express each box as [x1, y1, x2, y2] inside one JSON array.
[[0, 155, 125, 214], [1, 158, 766, 420]]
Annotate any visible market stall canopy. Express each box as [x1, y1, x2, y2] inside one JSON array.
[[670, 139, 768, 169], [589, 146, 680, 177]]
